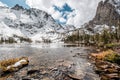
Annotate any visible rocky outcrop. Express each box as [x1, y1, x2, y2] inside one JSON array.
[[94, 60, 120, 80], [94, 0, 120, 25], [12, 4, 24, 10], [85, 0, 120, 31], [90, 50, 120, 80], [0, 57, 29, 77]]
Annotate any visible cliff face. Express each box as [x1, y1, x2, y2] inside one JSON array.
[[85, 0, 120, 31], [93, 0, 120, 25]]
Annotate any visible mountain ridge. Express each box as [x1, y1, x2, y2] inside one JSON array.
[[0, 4, 75, 43], [83, 0, 120, 34]]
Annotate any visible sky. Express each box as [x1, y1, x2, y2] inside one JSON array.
[[0, 0, 102, 28], [0, 0, 29, 8]]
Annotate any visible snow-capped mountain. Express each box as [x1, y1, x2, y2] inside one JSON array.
[[83, 0, 120, 34], [0, 4, 75, 43], [63, 25, 76, 32]]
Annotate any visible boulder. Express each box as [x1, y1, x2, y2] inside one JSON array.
[[105, 73, 119, 79], [27, 69, 40, 75], [0, 57, 29, 76], [68, 74, 83, 80]]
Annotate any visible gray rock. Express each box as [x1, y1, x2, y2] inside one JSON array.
[[85, 0, 120, 32]]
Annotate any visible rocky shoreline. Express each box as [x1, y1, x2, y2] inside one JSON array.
[[89, 50, 120, 80], [0, 59, 98, 80]]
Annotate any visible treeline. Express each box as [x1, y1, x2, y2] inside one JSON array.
[[0, 35, 32, 44], [64, 25, 120, 48], [42, 38, 52, 43], [13, 35, 32, 43], [0, 37, 17, 44]]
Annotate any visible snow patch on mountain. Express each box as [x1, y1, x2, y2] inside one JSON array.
[[63, 25, 76, 32], [94, 24, 115, 34], [0, 21, 25, 42], [78, 24, 116, 36], [0, 5, 76, 43], [0, 1, 7, 7]]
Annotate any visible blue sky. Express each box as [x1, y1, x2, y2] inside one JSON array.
[[0, 0, 29, 8], [54, 3, 74, 19], [53, 3, 74, 24]]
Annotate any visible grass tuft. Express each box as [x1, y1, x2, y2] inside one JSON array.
[[91, 50, 114, 60]]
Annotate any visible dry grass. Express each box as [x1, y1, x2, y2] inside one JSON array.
[[91, 50, 114, 60]]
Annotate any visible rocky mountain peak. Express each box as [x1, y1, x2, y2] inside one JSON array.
[[12, 4, 24, 10], [94, 0, 119, 25], [85, 0, 120, 33]]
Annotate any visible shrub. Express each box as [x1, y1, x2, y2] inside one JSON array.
[[105, 43, 120, 49], [104, 53, 120, 65]]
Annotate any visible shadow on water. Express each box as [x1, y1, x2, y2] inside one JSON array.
[[0, 43, 86, 49], [63, 44, 85, 47], [30, 43, 85, 48]]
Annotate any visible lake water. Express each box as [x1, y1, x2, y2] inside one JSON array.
[[0, 43, 100, 80]]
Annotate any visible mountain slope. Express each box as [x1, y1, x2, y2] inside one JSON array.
[[84, 0, 120, 33], [0, 5, 75, 43]]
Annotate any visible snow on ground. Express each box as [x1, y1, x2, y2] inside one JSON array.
[[0, 22, 25, 38]]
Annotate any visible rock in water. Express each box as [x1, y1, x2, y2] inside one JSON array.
[[0, 57, 29, 74]]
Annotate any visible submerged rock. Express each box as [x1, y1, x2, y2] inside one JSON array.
[[27, 69, 40, 75], [68, 74, 83, 80]]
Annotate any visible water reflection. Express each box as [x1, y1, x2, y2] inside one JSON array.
[[31, 43, 64, 48], [63, 44, 81, 47], [31, 43, 85, 48], [0, 43, 86, 49]]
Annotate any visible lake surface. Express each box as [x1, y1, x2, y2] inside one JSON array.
[[0, 43, 100, 80]]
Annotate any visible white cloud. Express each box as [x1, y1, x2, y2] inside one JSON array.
[[66, 17, 74, 25], [0, 1, 8, 7], [25, 0, 102, 28], [52, 10, 62, 20], [59, 17, 66, 23], [48, 7, 55, 14]]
